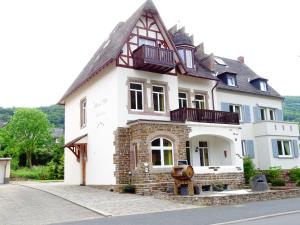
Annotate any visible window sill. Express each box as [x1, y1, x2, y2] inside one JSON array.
[[277, 156, 293, 159]]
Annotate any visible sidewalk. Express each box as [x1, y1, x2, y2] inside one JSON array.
[[15, 181, 198, 217]]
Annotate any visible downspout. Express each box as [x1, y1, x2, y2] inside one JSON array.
[[211, 80, 219, 110]]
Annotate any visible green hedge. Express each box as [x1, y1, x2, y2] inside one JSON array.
[[289, 167, 300, 182], [271, 178, 286, 186]]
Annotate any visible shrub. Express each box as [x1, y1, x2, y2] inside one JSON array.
[[243, 158, 256, 184], [271, 178, 286, 186], [265, 167, 282, 183], [11, 166, 49, 180], [296, 180, 300, 187], [123, 184, 136, 193], [289, 167, 300, 182]]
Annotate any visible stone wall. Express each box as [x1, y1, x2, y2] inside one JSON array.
[[113, 121, 244, 194]]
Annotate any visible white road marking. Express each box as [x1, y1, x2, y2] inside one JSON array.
[[210, 210, 300, 225]]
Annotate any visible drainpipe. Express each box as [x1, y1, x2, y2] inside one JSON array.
[[211, 80, 219, 110]]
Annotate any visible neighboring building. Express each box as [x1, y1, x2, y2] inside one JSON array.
[[59, 0, 299, 193], [52, 128, 64, 143]]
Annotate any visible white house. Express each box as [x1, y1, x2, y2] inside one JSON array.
[[59, 0, 299, 194]]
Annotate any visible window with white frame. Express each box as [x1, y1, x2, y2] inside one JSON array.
[[151, 138, 173, 166], [130, 83, 143, 110], [178, 49, 193, 69], [260, 81, 267, 91], [229, 104, 242, 121], [80, 98, 87, 128], [152, 85, 165, 112], [260, 107, 266, 120], [178, 92, 188, 108], [269, 108, 275, 121], [227, 74, 236, 86], [194, 94, 205, 109], [138, 38, 156, 47], [277, 140, 292, 157]]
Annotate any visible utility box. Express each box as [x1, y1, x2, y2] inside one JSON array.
[[0, 158, 11, 184]]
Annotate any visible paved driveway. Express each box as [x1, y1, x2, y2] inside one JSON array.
[[19, 182, 198, 216], [0, 184, 101, 225]]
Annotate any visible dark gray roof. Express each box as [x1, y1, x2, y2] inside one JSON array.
[[215, 57, 282, 98], [173, 29, 193, 46]]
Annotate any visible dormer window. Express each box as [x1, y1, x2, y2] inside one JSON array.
[[227, 74, 236, 86], [138, 38, 155, 47], [260, 80, 267, 91], [178, 48, 193, 69]]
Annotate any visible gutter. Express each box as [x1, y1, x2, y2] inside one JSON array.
[[211, 80, 219, 110]]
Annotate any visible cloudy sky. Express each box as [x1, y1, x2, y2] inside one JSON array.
[[1, 0, 299, 107]]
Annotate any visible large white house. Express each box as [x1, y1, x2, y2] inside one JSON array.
[[59, 0, 299, 194]]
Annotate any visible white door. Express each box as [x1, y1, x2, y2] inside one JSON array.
[[0, 163, 5, 184]]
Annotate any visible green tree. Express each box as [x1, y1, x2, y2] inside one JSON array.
[[5, 108, 52, 168]]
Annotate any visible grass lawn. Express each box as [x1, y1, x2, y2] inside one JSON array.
[[11, 166, 62, 181]]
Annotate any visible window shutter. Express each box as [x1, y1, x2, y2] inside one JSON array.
[[242, 105, 251, 123], [221, 102, 229, 112], [292, 140, 299, 158], [271, 139, 279, 158], [245, 140, 255, 158], [253, 106, 261, 121], [275, 109, 283, 121]]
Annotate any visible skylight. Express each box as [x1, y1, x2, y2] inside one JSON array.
[[214, 57, 227, 66]]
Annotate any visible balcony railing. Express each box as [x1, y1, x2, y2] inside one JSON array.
[[132, 45, 175, 73], [170, 108, 240, 125]]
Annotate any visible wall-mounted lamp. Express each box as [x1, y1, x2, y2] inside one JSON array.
[[195, 146, 200, 152]]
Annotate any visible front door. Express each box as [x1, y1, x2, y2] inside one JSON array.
[[199, 141, 209, 166]]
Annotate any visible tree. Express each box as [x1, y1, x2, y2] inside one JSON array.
[[5, 108, 52, 168]]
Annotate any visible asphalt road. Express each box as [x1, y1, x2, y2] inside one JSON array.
[[0, 184, 101, 225], [53, 197, 300, 225]]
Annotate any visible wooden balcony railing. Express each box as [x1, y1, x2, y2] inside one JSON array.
[[170, 108, 240, 125], [132, 45, 175, 73]]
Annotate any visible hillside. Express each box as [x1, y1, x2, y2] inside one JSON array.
[[283, 96, 300, 124], [0, 105, 64, 128]]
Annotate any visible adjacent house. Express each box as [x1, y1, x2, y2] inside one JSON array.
[[59, 0, 299, 194]]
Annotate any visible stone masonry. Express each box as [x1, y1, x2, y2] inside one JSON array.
[[114, 120, 244, 194]]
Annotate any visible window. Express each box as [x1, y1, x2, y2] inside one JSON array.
[[194, 94, 205, 109], [80, 98, 87, 128], [152, 85, 165, 112], [269, 109, 275, 121], [199, 141, 209, 166], [130, 83, 143, 111], [178, 92, 188, 108], [260, 108, 266, 120], [229, 104, 242, 121], [151, 138, 173, 166], [138, 38, 155, 47], [178, 48, 193, 69], [227, 74, 236, 86], [130, 143, 138, 171], [214, 57, 227, 66], [260, 81, 267, 91], [241, 140, 246, 156], [277, 140, 292, 157]]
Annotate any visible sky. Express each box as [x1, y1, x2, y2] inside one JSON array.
[[1, 0, 300, 107]]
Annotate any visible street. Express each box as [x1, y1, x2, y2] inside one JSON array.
[[53, 198, 300, 225]]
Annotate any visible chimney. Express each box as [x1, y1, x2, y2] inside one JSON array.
[[237, 56, 244, 63]]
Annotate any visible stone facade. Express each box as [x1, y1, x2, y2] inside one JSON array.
[[114, 121, 244, 194]]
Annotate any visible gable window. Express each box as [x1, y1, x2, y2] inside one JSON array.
[[80, 98, 87, 128], [260, 107, 266, 120], [138, 38, 155, 47], [151, 138, 173, 167], [269, 109, 275, 121], [277, 140, 292, 157], [178, 49, 193, 69], [178, 92, 188, 108], [194, 94, 205, 109], [152, 85, 165, 112], [229, 104, 242, 121], [130, 82, 143, 111], [227, 74, 236, 86], [260, 81, 267, 91]]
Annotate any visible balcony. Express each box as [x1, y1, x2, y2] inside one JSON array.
[[253, 120, 299, 137], [132, 45, 175, 73], [170, 108, 240, 125]]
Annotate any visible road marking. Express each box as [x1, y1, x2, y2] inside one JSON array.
[[210, 210, 300, 225]]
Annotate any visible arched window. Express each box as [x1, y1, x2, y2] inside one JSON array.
[[151, 138, 173, 166]]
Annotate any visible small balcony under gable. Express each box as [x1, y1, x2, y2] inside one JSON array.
[[170, 108, 240, 125], [132, 45, 176, 74]]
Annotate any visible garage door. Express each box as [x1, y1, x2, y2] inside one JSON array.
[[0, 163, 5, 184]]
